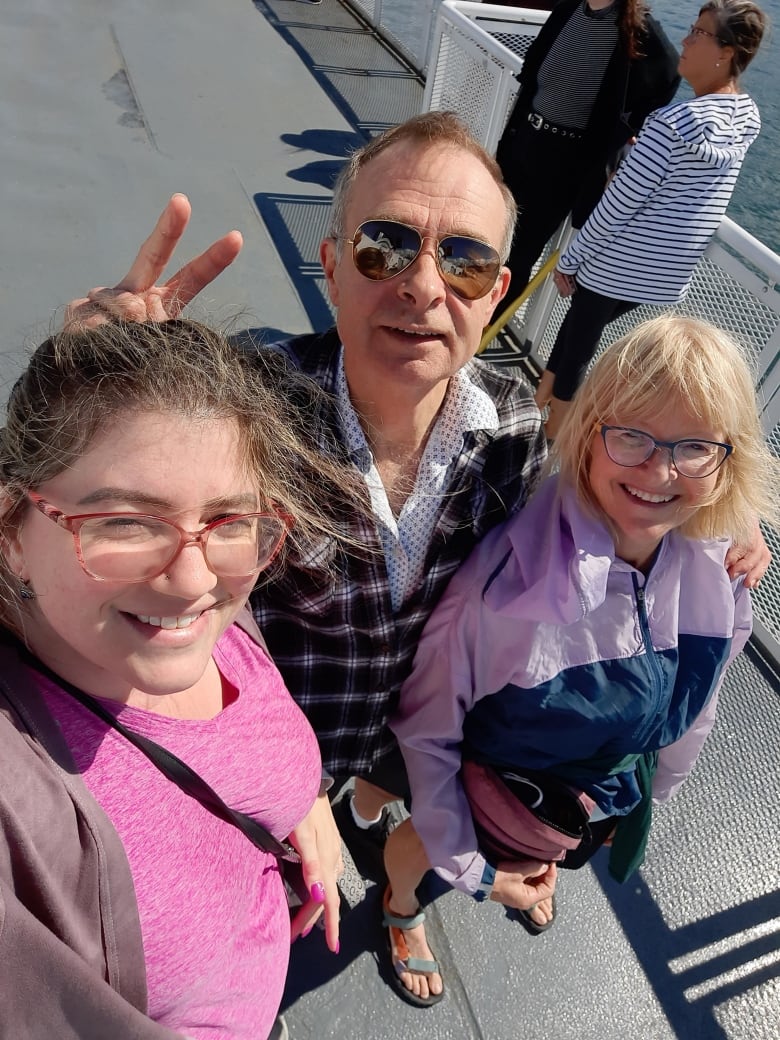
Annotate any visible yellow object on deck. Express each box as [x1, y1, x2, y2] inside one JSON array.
[[478, 251, 560, 354]]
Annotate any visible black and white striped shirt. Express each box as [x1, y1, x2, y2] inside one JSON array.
[[558, 93, 761, 302], [533, 1, 619, 129]]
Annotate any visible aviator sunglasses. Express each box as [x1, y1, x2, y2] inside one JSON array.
[[346, 219, 502, 301]]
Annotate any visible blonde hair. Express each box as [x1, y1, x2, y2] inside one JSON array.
[[553, 315, 780, 544], [327, 111, 517, 262], [0, 320, 367, 636]]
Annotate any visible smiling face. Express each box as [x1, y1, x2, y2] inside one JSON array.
[[587, 410, 725, 571], [320, 139, 511, 405], [8, 411, 262, 703], [679, 11, 735, 92]]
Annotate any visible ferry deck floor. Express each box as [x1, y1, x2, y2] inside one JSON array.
[[1, 1, 778, 1037]]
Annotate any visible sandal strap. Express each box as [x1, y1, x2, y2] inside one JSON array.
[[383, 906, 427, 930], [402, 956, 440, 975]]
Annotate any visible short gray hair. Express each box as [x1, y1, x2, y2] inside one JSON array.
[[699, 0, 768, 77], [328, 111, 517, 263]]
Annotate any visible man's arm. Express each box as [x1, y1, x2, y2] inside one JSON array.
[[724, 517, 771, 589], [63, 194, 242, 329]]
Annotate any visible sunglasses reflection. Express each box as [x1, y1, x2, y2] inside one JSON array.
[[349, 219, 500, 300]]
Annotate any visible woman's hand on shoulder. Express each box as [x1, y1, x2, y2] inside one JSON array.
[[287, 791, 343, 953], [490, 859, 557, 910], [725, 517, 770, 589]]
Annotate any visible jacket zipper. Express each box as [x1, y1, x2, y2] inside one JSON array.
[[632, 572, 665, 715]]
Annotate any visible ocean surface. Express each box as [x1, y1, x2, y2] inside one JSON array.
[[643, 0, 779, 254]]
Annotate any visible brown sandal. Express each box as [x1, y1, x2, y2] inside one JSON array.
[[381, 886, 444, 1008]]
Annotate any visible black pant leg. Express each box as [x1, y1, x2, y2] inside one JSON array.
[[504, 135, 579, 295], [501, 127, 600, 299], [548, 286, 638, 400]]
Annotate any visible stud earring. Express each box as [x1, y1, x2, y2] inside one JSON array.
[[19, 579, 36, 600]]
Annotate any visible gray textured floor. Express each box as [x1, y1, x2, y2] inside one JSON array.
[[2, 1, 778, 1037]]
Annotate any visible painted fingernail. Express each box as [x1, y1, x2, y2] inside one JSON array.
[[301, 926, 313, 939], [311, 882, 326, 903], [334, 941, 340, 955]]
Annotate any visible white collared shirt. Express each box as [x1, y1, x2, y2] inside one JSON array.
[[334, 349, 499, 611]]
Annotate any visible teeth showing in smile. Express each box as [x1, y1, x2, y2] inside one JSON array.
[[135, 614, 200, 629], [625, 485, 674, 504], [394, 327, 435, 336]]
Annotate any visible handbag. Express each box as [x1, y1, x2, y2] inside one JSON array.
[[461, 759, 595, 864]]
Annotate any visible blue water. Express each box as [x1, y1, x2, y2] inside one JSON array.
[[651, 0, 779, 253]]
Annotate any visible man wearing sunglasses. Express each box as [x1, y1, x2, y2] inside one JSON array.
[[64, 113, 768, 889], [250, 114, 547, 876]]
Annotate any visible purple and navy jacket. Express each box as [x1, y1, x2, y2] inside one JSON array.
[[392, 474, 752, 895]]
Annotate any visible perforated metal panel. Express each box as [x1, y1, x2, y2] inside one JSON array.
[[427, 27, 512, 145], [423, 3, 543, 150], [344, 0, 440, 74], [346, 0, 378, 24]]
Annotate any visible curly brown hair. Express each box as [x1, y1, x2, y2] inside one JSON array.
[[620, 0, 650, 60]]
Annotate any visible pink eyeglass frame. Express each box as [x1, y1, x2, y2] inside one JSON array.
[[25, 490, 292, 582]]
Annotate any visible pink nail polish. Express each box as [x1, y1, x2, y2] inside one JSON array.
[[301, 926, 313, 939], [334, 941, 340, 955], [311, 882, 326, 903]]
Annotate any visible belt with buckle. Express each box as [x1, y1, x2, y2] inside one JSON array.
[[527, 112, 583, 141]]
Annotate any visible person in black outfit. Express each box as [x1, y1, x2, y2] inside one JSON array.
[[496, 0, 679, 358]]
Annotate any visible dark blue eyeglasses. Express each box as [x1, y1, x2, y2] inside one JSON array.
[[600, 425, 733, 478]]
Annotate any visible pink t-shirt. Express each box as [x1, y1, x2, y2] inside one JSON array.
[[39, 624, 321, 1039]]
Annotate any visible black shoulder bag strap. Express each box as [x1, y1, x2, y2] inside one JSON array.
[[20, 648, 300, 864]]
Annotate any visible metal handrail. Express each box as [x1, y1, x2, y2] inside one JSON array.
[[479, 252, 559, 352]]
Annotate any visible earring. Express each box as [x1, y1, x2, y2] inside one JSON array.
[[19, 579, 35, 600]]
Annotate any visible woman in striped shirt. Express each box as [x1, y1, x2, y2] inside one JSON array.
[[538, 0, 766, 438], [496, 0, 680, 304]]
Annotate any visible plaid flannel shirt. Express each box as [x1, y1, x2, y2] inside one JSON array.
[[246, 328, 546, 777]]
